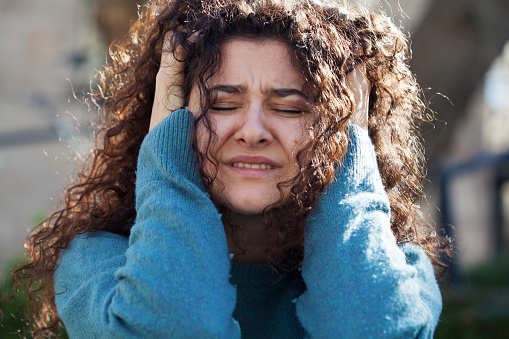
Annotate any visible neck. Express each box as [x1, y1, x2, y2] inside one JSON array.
[[225, 212, 278, 264]]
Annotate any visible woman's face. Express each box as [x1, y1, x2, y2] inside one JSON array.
[[189, 39, 313, 215]]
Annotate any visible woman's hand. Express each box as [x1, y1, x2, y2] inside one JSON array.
[[295, 124, 441, 337], [149, 33, 187, 132], [346, 65, 370, 130]]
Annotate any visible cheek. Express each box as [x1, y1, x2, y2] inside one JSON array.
[[197, 114, 239, 151], [195, 121, 218, 188], [196, 123, 211, 155], [196, 115, 236, 175], [283, 119, 311, 159]]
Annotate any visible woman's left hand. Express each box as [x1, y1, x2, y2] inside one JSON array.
[[347, 65, 370, 130], [294, 124, 442, 338]]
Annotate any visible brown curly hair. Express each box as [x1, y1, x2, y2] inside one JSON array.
[[6, 0, 450, 336]]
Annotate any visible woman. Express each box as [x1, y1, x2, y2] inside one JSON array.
[[9, 0, 449, 337]]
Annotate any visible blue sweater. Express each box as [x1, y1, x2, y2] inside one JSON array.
[[54, 109, 442, 338]]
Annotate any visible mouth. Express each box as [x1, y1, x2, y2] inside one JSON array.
[[224, 156, 278, 178], [232, 162, 275, 170]]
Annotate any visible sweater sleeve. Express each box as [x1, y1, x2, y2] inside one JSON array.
[[295, 125, 442, 339], [54, 109, 241, 338]]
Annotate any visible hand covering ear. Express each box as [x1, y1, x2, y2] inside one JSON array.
[[346, 65, 370, 130], [149, 32, 187, 132]]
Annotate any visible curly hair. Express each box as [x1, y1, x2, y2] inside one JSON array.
[[6, 0, 451, 336]]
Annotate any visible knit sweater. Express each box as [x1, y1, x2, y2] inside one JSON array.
[[54, 109, 442, 338]]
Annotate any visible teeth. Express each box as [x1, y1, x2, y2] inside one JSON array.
[[232, 162, 274, 169]]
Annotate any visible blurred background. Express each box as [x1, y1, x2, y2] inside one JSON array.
[[1, 0, 508, 337]]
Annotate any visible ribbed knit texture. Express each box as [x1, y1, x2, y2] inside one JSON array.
[[295, 124, 442, 338], [54, 109, 441, 338]]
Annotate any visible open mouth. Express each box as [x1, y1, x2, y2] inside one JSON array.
[[231, 162, 275, 170]]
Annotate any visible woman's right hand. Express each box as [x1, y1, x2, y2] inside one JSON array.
[[149, 32, 187, 132]]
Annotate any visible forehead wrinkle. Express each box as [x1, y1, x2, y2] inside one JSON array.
[[266, 87, 310, 101], [209, 84, 247, 94]]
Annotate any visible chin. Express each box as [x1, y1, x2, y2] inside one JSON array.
[[223, 191, 281, 215], [228, 204, 266, 215], [227, 199, 273, 215]]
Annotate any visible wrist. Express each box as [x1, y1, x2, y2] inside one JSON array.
[[138, 109, 204, 189], [307, 125, 387, 225], [337, 124, 379, 186]]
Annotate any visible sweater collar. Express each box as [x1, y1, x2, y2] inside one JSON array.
[[229, 261, 288, 288]]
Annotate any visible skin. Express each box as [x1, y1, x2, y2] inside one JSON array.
[[191, 39, 313, 214], [191, 39, 314, 262], [149, 35, 370, 264]]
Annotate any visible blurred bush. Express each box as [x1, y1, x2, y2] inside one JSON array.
[[1, 254, 33, 338], [0, 255, 69, 338], [435, 255, 509, 338]]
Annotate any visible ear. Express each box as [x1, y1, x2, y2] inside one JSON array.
[[346, 65, 370, 130]]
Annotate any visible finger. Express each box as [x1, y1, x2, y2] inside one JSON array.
[[158, 32, 183, 80], [346, 65, 370, 130], [149, 32, 186, 132], [188, 30, 200, 44], [160, 31, 198, 72]]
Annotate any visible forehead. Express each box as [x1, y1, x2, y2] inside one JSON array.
[[211, 38, 306, 89]]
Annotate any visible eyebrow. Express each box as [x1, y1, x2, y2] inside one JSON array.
[[266, 88, 309, 101], [209, 84, 247, 94], [209, 84, 310, 101]]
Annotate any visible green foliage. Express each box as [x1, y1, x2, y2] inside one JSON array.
[[0, 255, 69, 338], [0, 254, 32, 338], [467, 255, 509, 287], [435, 255, 509, 339]]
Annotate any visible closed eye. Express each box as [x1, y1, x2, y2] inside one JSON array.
[[274, 109, 304, 114], [210, 106, 237, 111]]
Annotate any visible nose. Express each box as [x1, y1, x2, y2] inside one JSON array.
[[233, 105, 273, 147]]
